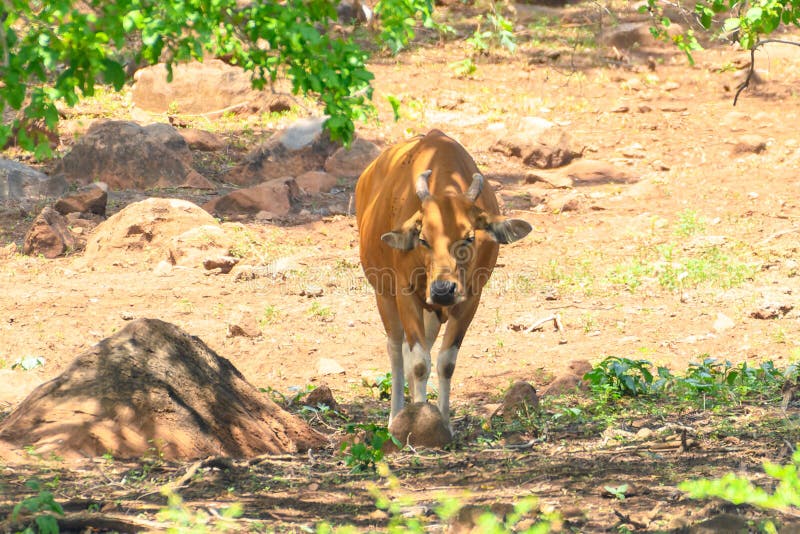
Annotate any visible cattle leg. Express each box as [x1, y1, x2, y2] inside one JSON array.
[[402, 341, 430, 404], [375, 294, 406, 425], [437, 298, 481, 430], [388, 337, 405, 424]]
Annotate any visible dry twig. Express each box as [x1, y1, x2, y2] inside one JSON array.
[[735, 39, 800, 105]]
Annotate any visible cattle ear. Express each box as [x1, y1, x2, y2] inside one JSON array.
[[479, 215, 532, 244], [381, 213, 422, 251], [381, 230, 418, 250]]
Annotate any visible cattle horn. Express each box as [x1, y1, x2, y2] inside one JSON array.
[[416, 170, 432, 201], [465, 173, 484, 202]]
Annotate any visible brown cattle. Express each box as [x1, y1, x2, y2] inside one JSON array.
[[356, 130, 532, 431]]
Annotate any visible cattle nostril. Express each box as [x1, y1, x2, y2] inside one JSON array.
[[430, 280, 457, 304]]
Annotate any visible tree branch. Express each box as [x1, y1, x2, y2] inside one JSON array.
[[735, 39, 800, 105]]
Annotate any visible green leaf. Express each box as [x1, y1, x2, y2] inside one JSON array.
[[386, 94, 401, 121]]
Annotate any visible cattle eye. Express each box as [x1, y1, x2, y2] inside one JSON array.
[[418, 237, 431, 249], [464, 235, 475, 244]]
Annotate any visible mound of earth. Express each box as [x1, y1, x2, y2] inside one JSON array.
[[0, 318, 326, 461], [79, 197, 232, 268]]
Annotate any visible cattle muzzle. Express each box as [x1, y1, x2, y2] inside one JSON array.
[[428, 280, 458, 306]]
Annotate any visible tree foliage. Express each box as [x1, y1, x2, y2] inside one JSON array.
[[644, 0, 800, 62], [0, 0, 432, 157]]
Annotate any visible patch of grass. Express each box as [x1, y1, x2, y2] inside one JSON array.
[[674, 208, 706, 237], [259, 304, 281, 327], [308, 301, 333, 320]]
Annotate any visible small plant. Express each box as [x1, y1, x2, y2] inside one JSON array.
[[340, 423, 401, 473], [260, 304, 281, 327], [467, 5, 517, 55], [584, 357, 657, 397], [448, 58, 477, 78], [604, 484, 629, 501], [175, 298, 194, 315], [308, 301, 333, 320], [11, 479, 64, 534], [157, 488, 243, 533], [11, 355, 46, 371]]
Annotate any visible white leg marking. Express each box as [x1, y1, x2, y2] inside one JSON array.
[[405, 342, 431, 404], [436, 345, 459, 430], [388, 339, 404, 425]]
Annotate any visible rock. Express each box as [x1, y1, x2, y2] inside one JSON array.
[[496, 381, 539, 421], [569, 359, 593, 376], [541, 373, 584, 396], [491, 117, 581, 169], [224, 118, 339, 186], [296, 171, 339, 194], [689, 513, 750, 534], [52, 121, 212, 191], [499, 191, 540, 211], [0, 242, 16, 259], [448, 503, 515, 534], [203, 178, 300, 220], [0, 318, 326, 460], [304, 385, 340, 411], [336, 0, 372, 24], [53, 183, 108, 216], [324, 138, 381, 178], [713, 312, 735, 333], [226, 308, 262, 338], [389, 402, 452, 449], [168, 225, 235, 268], [599, 21, 683, 51], [528, 159, 635, 188], [563, 159, 637, 185], [82, 198, 220, 267], [317, 357, 345, 376], [203, 256, 239, 274], [178, 128, 226, 152], [433, 91, 465, 110], [751, 301, 793, 320], [22, 206, 75, 259], [181, 170, 217, 190], [546, 191, 581, 213], [132, 59, 292, 115], [733, 134, 768, 155], [0, 159, 68, 207], [64, 212, 105, 252]]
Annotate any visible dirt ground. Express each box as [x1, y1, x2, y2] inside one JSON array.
[[2, 3, 800, 532]]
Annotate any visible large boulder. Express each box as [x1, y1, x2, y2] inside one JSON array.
[[52, 121, 215, 191], [224, 117, 339, 186], [323, 138, 381, 179], [0, 159, 68, 207], [81, 197, 227, 268], [203, 178, 300, 220], [132, 59, 293, 115], [0, 318, 327, 460], [491, 117, 582, 169]]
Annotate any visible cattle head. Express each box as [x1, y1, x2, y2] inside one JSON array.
[[381, 170, 532, 307]]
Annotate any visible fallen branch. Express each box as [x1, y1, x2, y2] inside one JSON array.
[[735, 39, 800, 105], [758, 226, 800, 246], [163, 456, 234, 491], [2, 512, 168, 534]]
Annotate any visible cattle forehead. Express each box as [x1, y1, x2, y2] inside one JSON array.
[[421, 196, 475, 235]]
